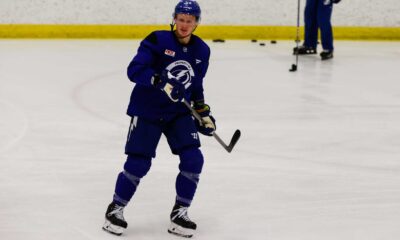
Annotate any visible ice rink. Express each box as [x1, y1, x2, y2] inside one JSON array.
[[1, 39, 400, 240]]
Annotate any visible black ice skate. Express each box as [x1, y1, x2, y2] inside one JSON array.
[[102, 202, 128, 236], [168, 204, 197, 238], [320, 50, 334, 60], [293, 45, 317, 55]]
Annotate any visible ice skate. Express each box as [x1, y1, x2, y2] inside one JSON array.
[[102, 202, 128, 236], [168, 204, 197, 238], [320, 49, 334, 60], [293, 45, 317, 55]]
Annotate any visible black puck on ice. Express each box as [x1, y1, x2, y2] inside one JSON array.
[[270, 40, 277, 44], [251, 39, 258, 42], [213, 39, 225, 43], [259, 43, 265, 46]]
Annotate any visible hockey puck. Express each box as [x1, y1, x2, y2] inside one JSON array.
[[251, 39, 257, 43], [212, 39, 225, 43], [270, 40, 277, 44], [259, 43, 265, 46]]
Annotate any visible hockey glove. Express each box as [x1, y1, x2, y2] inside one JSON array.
[[193, 101, 216, 136], [152, 71, 186, 102], [333, 0, 341, 3]]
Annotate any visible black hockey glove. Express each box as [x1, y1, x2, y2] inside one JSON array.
[[333, 0, 341, 3], [152, 71, 185, 102], [193, 101, 216, 136]]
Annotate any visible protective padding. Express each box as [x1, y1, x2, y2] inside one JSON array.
[[178, 147, 204, 174], [113, 154, 152, 206], [175, 147, 204, 206], [124, 154, 152, 178]]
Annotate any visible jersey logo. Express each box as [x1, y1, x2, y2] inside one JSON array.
[[164, 49, 176, 57], [191, 133, 199, 139], [165, 60, 195, 89], [195, 59, 202, 64]]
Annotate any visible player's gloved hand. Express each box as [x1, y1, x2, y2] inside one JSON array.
[[152, 71, 186, 102], [333, 0, 341, 3], [193, 101, 216, 136]]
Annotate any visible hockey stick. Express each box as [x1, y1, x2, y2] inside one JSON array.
[[290, 0, 301, 72], [182, 99, 241, 153]]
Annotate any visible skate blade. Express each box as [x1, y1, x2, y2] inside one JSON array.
[[321, 55, 333, 60], [102, 219, 125, 236], [168, 222, 195, 238]]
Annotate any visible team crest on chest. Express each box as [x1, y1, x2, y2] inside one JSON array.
[[164, 49, 176, 57], [165, 60, 195, 89]]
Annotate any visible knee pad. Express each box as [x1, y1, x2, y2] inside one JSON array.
[[178, 147, 204, 174], [124, 154, 152, 179]]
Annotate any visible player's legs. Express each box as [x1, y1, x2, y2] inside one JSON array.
[[164, 114, 203, 206], [113, 154, 152, 206], [103, 116, 162, 235], [118, 116, 162, 204], [304, 0, 319, 48], [169, 147, 204, 238], [105, 155, 154, 235], [164, 114, 203, 237], [317, 0, 334, 51]]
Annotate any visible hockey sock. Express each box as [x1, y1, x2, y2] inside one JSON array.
[[175, 147, 204, 206], [113, 154, 152, 206]]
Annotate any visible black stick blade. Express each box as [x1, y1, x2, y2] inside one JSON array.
[[289, 64, 297, 72], [227, 129, 241, 153]]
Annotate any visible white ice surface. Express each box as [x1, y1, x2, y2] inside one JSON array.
[[0, 39, 400, 240]]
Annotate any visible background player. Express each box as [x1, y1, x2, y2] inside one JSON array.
[[293, 0, 342, 60]]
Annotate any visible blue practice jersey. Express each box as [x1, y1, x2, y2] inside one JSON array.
[[126, 30, 210, 121]]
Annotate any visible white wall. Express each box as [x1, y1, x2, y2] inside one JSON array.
[[0, 0, 399, 27]]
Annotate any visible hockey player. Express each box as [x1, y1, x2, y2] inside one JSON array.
[[102, 0, 215, 238], [293, 0, 341, 60]]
